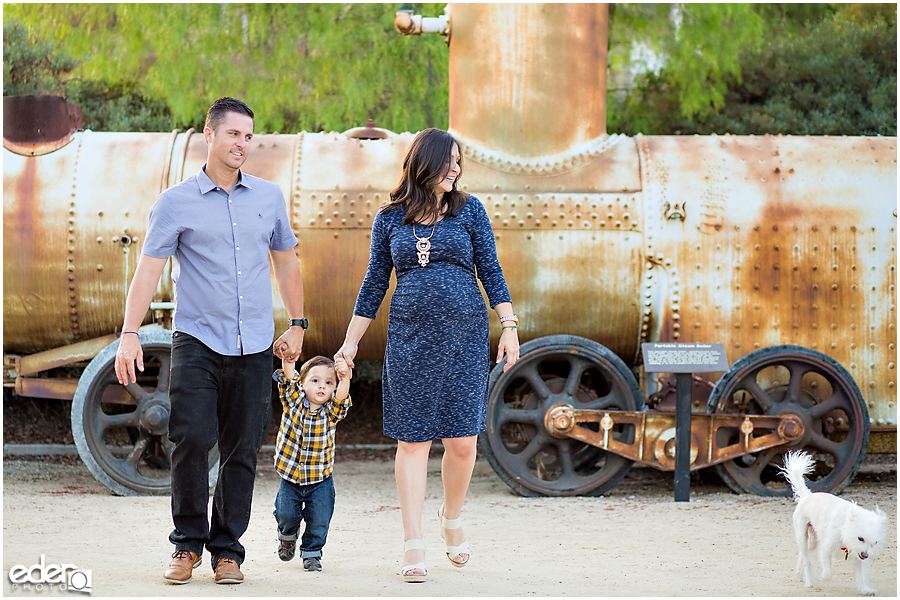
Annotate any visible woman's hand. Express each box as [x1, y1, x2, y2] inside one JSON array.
[[335, 315, 373, 370], [496, 327, 520, 372], [334, 342, 359, 370]]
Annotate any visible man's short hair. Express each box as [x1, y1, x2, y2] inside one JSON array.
[[205, 97, 254, 132]]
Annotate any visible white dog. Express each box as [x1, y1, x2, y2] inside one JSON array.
[[781, 450, 887, 595]]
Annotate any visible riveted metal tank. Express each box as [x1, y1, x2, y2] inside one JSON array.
[[636, 134, 897, 435], [4, 128, 175, 353], [3, 3, 896, 496]]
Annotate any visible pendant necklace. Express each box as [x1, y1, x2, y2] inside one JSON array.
[[412, 223, 437, 267]]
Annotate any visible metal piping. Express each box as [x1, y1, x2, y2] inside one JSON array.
[[160, 129, 181, 192], [16, 334, 118, 376], [176, 128, 196, 182], [447, 4, 609, 158], [394, 5, 450, 42]]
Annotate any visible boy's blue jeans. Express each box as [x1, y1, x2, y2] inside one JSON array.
[[274, 475, 335, 558]]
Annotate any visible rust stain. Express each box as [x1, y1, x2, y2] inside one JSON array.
[[16, 157, 37, 262], [18, 292, 45, 316], [449, 4, 607, 157]]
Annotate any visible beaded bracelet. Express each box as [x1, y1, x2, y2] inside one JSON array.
[[121, 331, 139, 336]]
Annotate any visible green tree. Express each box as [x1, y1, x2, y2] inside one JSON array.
[[67, 80, 174, 132], [3, 18, 75, 96], [4, 17, 172, 132], [4, 3, 450, 133], [610, 5, 897, 136], [608, 3, 765, 125]]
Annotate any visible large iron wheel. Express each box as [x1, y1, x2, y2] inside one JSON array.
[[71, 328, 219, 495], [478, 335, 645, 496], [706, 345, 868, 496]]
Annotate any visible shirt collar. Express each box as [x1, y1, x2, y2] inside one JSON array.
[[197, 164, 253, 194]]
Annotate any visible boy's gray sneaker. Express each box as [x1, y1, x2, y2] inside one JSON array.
[[303, 557, 322, 572], [278, 540, 295, 562]]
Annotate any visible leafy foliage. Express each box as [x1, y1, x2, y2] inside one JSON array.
[[67, 80, 174, 132], [610, 5, 897, 136], [5, 3, 895, 136], [4, 3, 450, 133], [4, 17, 172, 132], [608, 3, 765, 124], [3, 19, 75, 96]]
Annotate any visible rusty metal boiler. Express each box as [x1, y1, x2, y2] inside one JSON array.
[[2, 3, 896, 497]]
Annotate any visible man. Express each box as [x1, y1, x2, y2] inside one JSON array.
[[114, 97, 306, 585]]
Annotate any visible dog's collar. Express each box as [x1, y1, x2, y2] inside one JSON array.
[[841, 547, 849, 560]]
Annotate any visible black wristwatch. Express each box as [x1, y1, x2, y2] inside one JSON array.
[[289, 318, 309, 330]]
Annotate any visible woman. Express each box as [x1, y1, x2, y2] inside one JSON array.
[[335, 128, 519, 582]]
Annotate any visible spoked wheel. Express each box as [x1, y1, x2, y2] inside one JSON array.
[[71, 328, 219, 495], [478, 335, 644, 496], [706, 345, 869, 496]]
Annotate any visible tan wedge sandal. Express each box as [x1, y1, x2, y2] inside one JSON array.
[[438, 504, 470, 568], [400, 539, 427, 583]]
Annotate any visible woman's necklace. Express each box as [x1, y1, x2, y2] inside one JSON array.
[[412, 222, 437, 267]]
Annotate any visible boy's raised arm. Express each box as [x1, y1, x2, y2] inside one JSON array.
[[282, 359, 296, 380], [334, 357, 352, 401]]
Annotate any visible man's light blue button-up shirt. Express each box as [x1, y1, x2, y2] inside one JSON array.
[[142, 166, 298, 355]]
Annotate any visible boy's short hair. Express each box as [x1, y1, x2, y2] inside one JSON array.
[[205, 97, 254, 132], [298, 356, 336, 382]]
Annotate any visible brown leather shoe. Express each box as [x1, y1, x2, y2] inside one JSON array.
[[214, 558, 244, 584], [164, 550, 201, 584]]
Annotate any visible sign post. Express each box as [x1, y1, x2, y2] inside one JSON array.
[[641, 343, 729, 502]]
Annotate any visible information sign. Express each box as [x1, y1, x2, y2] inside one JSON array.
[[640, 342, 729, 502], [641, 342, 728, 373]]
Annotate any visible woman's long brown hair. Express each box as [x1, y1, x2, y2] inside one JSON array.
[[382, 128, 468, 225]]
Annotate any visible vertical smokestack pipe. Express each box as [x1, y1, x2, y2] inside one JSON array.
[[448, 3, 608, 159]]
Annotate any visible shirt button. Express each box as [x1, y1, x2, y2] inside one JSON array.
[[236, 247, 240, 250], [238, 270, 242, 275], [239, 295, 243, 300], [233, 223, 236, 227]]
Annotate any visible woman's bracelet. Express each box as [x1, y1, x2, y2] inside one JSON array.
[[501, 325, 518, 330], [121, 331, 139, 336]]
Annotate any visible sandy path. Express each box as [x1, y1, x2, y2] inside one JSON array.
[[2, 454, 896, 597]]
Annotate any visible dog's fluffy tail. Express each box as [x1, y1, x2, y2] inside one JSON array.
[[780, 450, 814, 500]]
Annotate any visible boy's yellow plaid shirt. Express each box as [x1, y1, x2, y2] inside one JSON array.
[[273, 370, 352, 485]]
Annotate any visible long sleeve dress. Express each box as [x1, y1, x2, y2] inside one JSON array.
[[353, 196, 511, 442]]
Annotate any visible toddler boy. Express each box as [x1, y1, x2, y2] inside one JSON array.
[[272, 355, 351, 572]]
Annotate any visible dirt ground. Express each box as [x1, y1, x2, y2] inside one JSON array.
[[2, 452, 897, 597]]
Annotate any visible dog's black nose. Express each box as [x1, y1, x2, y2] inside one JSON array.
[[859, 552, 868, 560]]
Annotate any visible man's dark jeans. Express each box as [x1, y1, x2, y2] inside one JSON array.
[[167, 332, 272, 569], [274, 475, 335, 559]]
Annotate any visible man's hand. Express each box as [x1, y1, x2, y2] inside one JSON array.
[[114, 334, 144, 385], [114, 254, 167, 386], [274, 327, 304, 362]]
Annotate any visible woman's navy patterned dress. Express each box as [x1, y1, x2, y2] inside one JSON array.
[[353, 196, 511, 442]]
